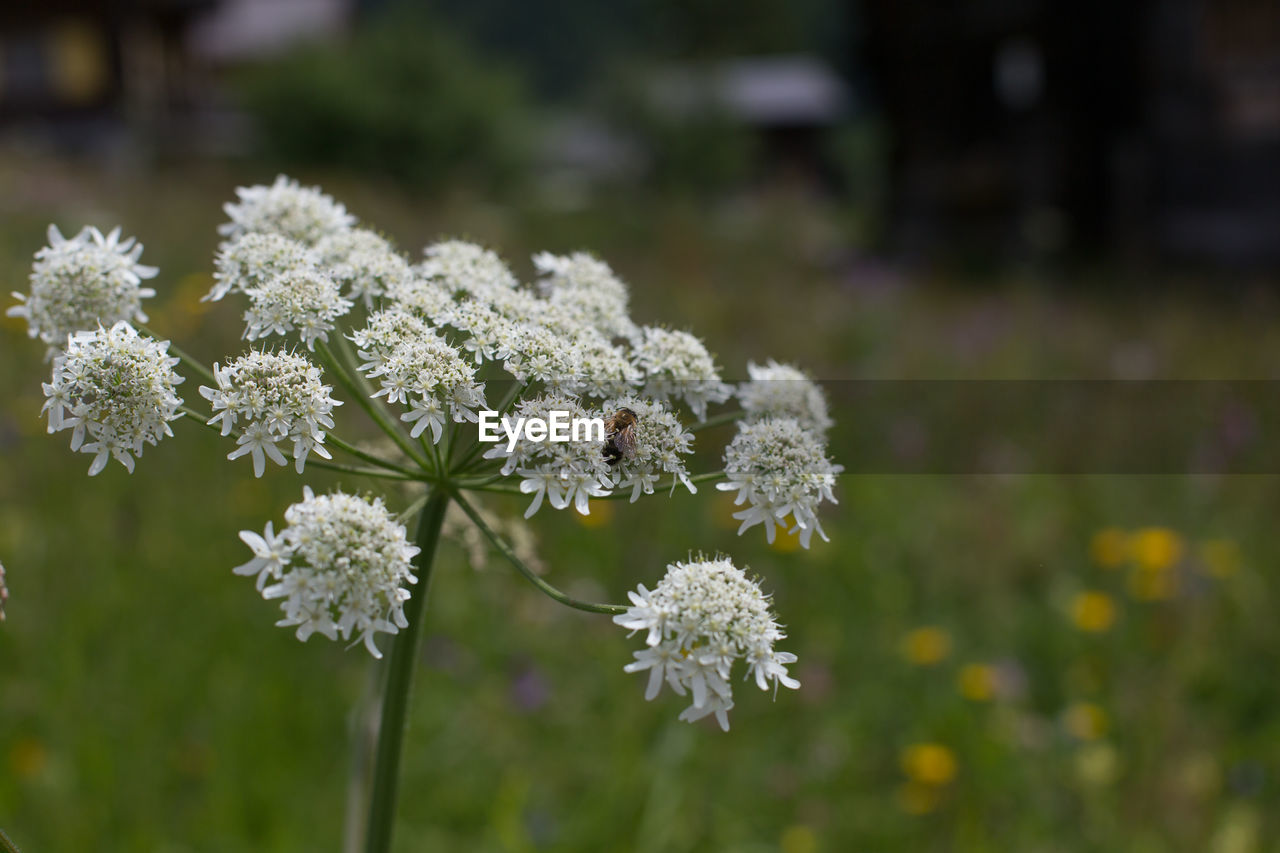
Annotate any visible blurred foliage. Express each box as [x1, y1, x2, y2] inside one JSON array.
[[2, 156, 1280, 851], [235, 5, 530, 190]]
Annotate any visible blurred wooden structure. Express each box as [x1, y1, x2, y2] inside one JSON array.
[[862, 0, 1280, 265]]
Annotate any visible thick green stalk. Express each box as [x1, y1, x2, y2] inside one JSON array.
[[363, 488, 451, 853]]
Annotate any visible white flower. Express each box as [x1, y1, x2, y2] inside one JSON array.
[[199, 349, 342, 476], [242, 268, 352, 350], [614, 556, 799, 731], [219, 175, 355, 246], [599, 397, 696, 501], [207, 232, 313, 302], [41, 321, 184, 475], [235, 487, 421, 658], [716, 418, 842, 548], [314, 228, 412, 309], [349, 309, 487, 443], [419, 240, 518, 301], [631, 326, 732, 421], [482, 394, 611, 518], [533, 251, 638, 340], [738, 360, 833, 434], [9, 224, 157, 351]]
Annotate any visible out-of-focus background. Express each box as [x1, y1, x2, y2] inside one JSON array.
[[2, 1, 1280, 850]]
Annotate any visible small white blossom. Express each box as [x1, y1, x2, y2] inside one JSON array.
[[716, 418, 842, 548], [738, 360, 833, 434], [419, 240, 518, 300], [482, 394, 611, 518], [9, 224, 157, 351], [199, 349, 342, 476], [41, 321, 184, 475], [533, 251, 638, 340], [614, 556, 798, 731], [600, 397, 696, 501], [350, 309, 487, 443], [235, 487, 420, 658], [314, 228, 412, 309], [632, 326, 732, 421], [207, 232, 314, 302], [219, 175, 355, 246], [243, 268, 353, 350]]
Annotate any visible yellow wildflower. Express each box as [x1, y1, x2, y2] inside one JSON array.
[[1129, 527, 1183, 571], [1071, 591, 1117, 632], [957, 664, 996, 701], [901, 742, 958, 785], [901, 627, 951, 666], [1090, 528, 1129, 568]]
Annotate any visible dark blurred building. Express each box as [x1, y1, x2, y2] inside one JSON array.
[[862, 0, 1280, 266]]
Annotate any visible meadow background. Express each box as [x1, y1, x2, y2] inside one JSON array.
[[3, 2, 1280, 851]]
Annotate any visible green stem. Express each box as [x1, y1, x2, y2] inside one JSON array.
[[691, 410, 745, 431], [451, 491, 626, 615], [456, 471, 727, 499], [364, 489, 451, 853], [0, 828, 20, 853], [316, 342, 432, 471], [327, 434, 423, 478], [140, 325, 217, 386]]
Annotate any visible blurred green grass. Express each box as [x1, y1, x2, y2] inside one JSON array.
[[2, 157, 1280, 851]]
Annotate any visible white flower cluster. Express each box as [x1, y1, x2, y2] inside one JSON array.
[[483, 394, 612, 517], [242, 267, 352, 351], [41, 321, 184, 475], [219, 174, 355, 246], [9, 225, 157, 351], [738, 360, 833, 434], [208, 232, 313, 303], [614, 556, 799, 731], [600, 397, 696, 501], [235, 487, 420, 658], [718, 418, 842, 548], [199, 350, 342, 476], [350, 309, 487, 443], [314, 228, 412, 309], [632, 327, 733, 421], [533, 251, 638, 340]]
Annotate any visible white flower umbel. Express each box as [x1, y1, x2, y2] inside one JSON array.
[[482, 394, 612, 518], [600, 397, 696, 501], [533, 251, 638, 340], [614, 556, 799, 731], [717, 418, 842, 548], [199, 349, 342, 476], [314, 228, 412, 309], [10, 225, 158, 351], [235, 487, 421, 658], [219, 175, 356, 246], [41, 321, 184, 475], [207, 232, 314, 302], [419, 240, 518, 301], [738, 360, 833, 434], [243, 268, 353, 351], [632, 326, 732, 422], [350, 309, 487, 443]]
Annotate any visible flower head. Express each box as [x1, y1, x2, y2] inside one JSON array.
[[419, 240, 518, 301], [738, 360, 833, 434], [631, 326, 732, 421], [208, 232, 314, 303], [219, 175, 355, 246], [235, 487, 420, 658], [533, 251, 638, 340], [9, 225, 157, 351], [614, 556, 798, 731], [42, 321, 184, 475], [716, 417, 841, 548], [599, 397, 696, 501], [199, 349, 342, 476], [314, 227, 412, 309], [242, 268, 353, 350], [482, 394, 611, 518], [350, 309, 487, 443]]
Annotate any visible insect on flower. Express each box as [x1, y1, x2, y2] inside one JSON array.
[[603, 407, 639, 466]]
